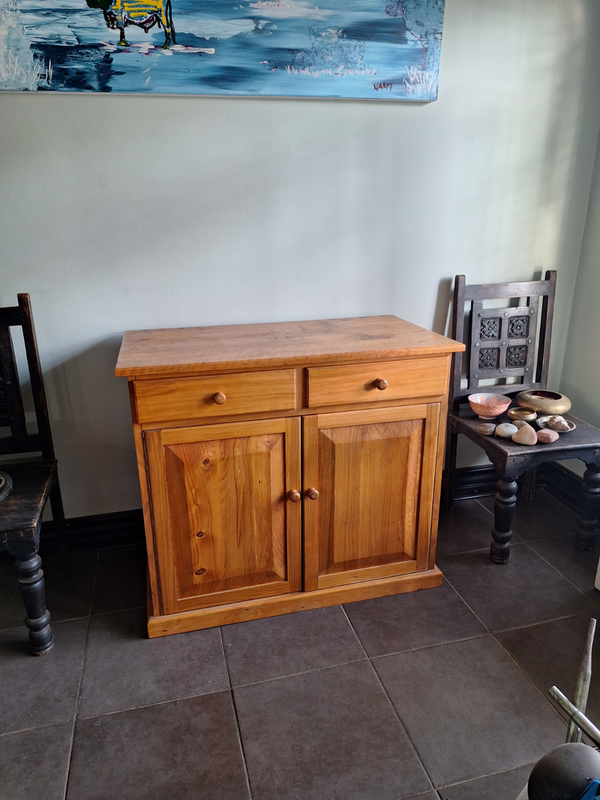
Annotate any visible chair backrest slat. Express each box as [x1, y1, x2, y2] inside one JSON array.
[[0, 294, 55, 461], [449, 271, 557, 410]]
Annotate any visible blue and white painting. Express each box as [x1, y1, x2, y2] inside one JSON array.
[[0, 0, 445, 98]]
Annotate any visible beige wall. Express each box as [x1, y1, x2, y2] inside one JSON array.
[[1, 0, 600, 516]]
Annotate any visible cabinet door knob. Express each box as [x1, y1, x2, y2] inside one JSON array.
[[306, 487, 319, 500], [213, 392, 227, 405], [373, 378, 388, 390], [288, 490, 301, 503]]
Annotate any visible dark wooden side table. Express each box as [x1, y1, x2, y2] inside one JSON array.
[[450, 411, 600, 563]]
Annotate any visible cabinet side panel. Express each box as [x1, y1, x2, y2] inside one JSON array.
[[417, 403, 442, 570], [133, 422, 161, 617], [144, 429, 179, 614]]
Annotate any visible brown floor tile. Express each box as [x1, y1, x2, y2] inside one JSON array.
[[438, 764, 532, 799], [78, 608, 229, 717], [529, 534, 600, 605], [498, 615, 600, 728], [439, 543, 596, 631], [437, 498, 516, 557], [223, 606, 365, 686], [68, 692, 249, 800], [0, 723, 73, 800], [235, 660, 432, 800], [373, 636, 565, 787], [344, 580, 485, 657], [0, 619, 87, 734], [478, 488, 579, 542]]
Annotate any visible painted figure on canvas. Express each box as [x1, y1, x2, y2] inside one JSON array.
[[0, 0, 445, 98], [86, 0, 175, 48]]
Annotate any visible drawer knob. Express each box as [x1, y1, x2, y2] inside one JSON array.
[[213, 392, 227, 405], [288, 490, 301, 503], [373, 378, 388, 391], [306, 487, 319, 501]]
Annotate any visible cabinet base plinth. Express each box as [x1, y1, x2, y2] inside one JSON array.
[[147, 567, 443, 638]]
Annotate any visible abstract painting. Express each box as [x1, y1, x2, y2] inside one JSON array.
[[0, 0, 445, 98]]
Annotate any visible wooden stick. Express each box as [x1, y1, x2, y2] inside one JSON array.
[[567, 618, 596, 743], [549, 686, 600, 748]]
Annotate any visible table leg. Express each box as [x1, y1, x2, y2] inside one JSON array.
[[575, 464, 600, 551], [491, 477, 518, 564], [15, 553, 54, 655]]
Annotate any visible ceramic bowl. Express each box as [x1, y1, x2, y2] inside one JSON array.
[[468, 393, 512, 420]]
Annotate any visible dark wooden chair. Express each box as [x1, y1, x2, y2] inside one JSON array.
[[0, 294, 70, 655], [442, 271, 600, 563]]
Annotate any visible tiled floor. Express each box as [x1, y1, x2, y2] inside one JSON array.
[[1, 488, 600, 799]]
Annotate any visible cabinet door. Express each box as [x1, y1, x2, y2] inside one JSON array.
[[145, 417, 302, 614], [303, 404, 441, 591]]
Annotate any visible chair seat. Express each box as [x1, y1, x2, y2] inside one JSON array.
[[0, 461, 57, 546], [450, 410, 600, 476]]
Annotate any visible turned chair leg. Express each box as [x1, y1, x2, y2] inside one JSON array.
[[575, 465, 600, 551], [491, 477, 518, 564], [15, 553, 54, 655]]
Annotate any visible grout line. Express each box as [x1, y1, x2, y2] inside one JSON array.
[[63, 549, 98, 800], [340, 605, 437, 797], [229, 656, 369, 691], [75, 687, 233, 721], [441, 570, 570, 727], [220, 626, 254, 800]]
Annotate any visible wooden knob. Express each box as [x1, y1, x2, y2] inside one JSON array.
[[213, 392, 227, 405], [288, 490, 301, 503], [373, 378, 388, 391], [306, 488, 319, 500]]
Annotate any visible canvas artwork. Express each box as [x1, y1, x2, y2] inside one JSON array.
[[0, 0, 445, 98]]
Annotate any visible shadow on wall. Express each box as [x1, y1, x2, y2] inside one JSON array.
[[41, 337, 141, 519], [432, 277, 453, 336]]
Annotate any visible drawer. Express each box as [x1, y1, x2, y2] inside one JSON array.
[[134, 369, 296, 423], [307, 357, 449, 407]]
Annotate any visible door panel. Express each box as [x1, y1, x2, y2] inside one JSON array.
[[304, 404, 441, 591], [145, 417, 301, 614]]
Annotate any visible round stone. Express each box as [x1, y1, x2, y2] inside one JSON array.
[[495, 423, 518, 438], [537, 429, 560, 443], [477, 423, 496, 436], [512, 423, 537, 445]]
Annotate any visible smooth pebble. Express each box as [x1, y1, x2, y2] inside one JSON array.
[[496, 423, 518, 438]]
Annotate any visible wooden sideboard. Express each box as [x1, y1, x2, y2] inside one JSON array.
[[115, 316, 464, 638]]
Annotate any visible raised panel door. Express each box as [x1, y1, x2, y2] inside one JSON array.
[[145, 417, 302, 614], [303, 404, 441, 591]]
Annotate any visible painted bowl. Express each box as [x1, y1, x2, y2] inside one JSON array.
[[468, 393, 512, 420]]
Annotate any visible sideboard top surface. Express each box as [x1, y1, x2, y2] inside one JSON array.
[[115, 315, 464, 378]]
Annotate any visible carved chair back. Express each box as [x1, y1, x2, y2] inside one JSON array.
[[449, 271, 556, 412]]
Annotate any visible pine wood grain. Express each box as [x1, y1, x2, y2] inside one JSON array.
[[303, 404, 438, 592], [145, 417, 302, 614], [116, 316, 464, 378], [307, 356, 449, 407], [134, 369, 296, 423]]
